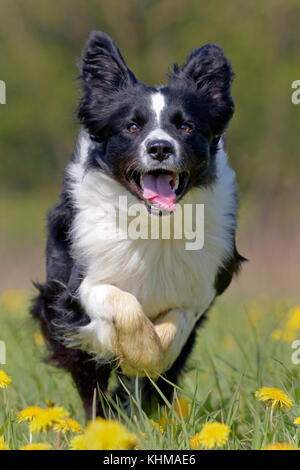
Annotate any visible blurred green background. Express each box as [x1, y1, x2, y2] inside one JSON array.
[[0, 0, 299, 296]]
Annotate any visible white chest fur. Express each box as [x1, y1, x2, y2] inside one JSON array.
[[68, 132, 237, 321]]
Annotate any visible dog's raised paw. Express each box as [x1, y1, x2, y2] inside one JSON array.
[[109, 289, 164, 378]]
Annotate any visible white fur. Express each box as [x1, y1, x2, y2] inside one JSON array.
[[151, 92, 165, 125], [67, 131, 237, 369], [155, 307, 203, 370], [140, 92, 180, 163], [77, 281, 116, 360]]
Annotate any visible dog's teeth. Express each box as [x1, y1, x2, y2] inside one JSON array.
[[140, 174, 144, 190], [173, 175, 179, 192]]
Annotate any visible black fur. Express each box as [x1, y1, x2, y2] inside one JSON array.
[[31, 31, 244, 418], [76, 32, 235, 202]]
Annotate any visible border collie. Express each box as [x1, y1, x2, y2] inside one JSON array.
[[32, 31, 244, 417]]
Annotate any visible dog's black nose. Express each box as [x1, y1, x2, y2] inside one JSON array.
[[146, 140, 174, 161]]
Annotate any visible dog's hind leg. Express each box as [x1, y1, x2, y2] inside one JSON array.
[[156, 329, 198, 403], [68, 354, 111, 420], [41, 333, 111, 420], [31, 287, 111, 420], [44, 340, 111, 420], [152, 309, 210, 404]]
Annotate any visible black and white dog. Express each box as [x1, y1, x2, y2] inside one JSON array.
[[32, 31, 244, 417]]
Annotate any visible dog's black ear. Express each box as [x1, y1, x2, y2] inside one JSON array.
[[80, 31, 137, 91], [169, 44, 234, 135], [78, 31, 137, 133]]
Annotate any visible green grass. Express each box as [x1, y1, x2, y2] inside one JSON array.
[[1, 291, 300, 450]]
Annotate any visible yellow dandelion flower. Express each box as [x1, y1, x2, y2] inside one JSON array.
[[281, 329, 297, 343], [271, 329, 282, 341], [30, 406, 69, 433], [83, 418, 139, 450], [286, 306, 300, 331], [20, 443, 52, 450], [150, 419, 164, 433], [34, 331, 45, 346], [158, 398, 190, 429], [0, 435, 9, 450], [53, 418, 82, 433], [174, 397, 190, 419], [17, 406, 44, 423], [69, 434, 86, 450], [262, 442, 297, 450], [0, 289, 28, 313], [190, 422, 231, 450], [0, 370, 11, 389], [222, 335, 236, 352], [293, 417, 300, 425], [272, 306, 300, 343], [190, 433, 202, 450], [255, 387, 293, 410], [45, 399, 54, 407], [248, 307, 261, 323], [159, 415, 168, 428]]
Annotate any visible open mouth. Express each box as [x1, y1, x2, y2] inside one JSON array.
[[127, 169, 190, 214]]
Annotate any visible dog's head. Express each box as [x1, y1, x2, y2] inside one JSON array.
[[78, 31, 234, 214]]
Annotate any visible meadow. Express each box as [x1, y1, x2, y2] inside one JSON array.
[[1, 289, 300, 450], [1, 0, 300, 452]]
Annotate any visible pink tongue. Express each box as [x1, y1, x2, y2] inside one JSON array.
[[143, 174, 176, 211]]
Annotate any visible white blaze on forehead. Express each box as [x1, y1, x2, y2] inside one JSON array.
[[141, 90, 179, 162], [151, 92, 165, 125]]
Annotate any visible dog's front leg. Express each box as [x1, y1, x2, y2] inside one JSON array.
[[78, 280, 164, 378], [154, 309, 202, 372]]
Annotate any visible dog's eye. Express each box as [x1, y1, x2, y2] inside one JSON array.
[[180, 123, 192, 133], [128, 123, 139, 133]]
